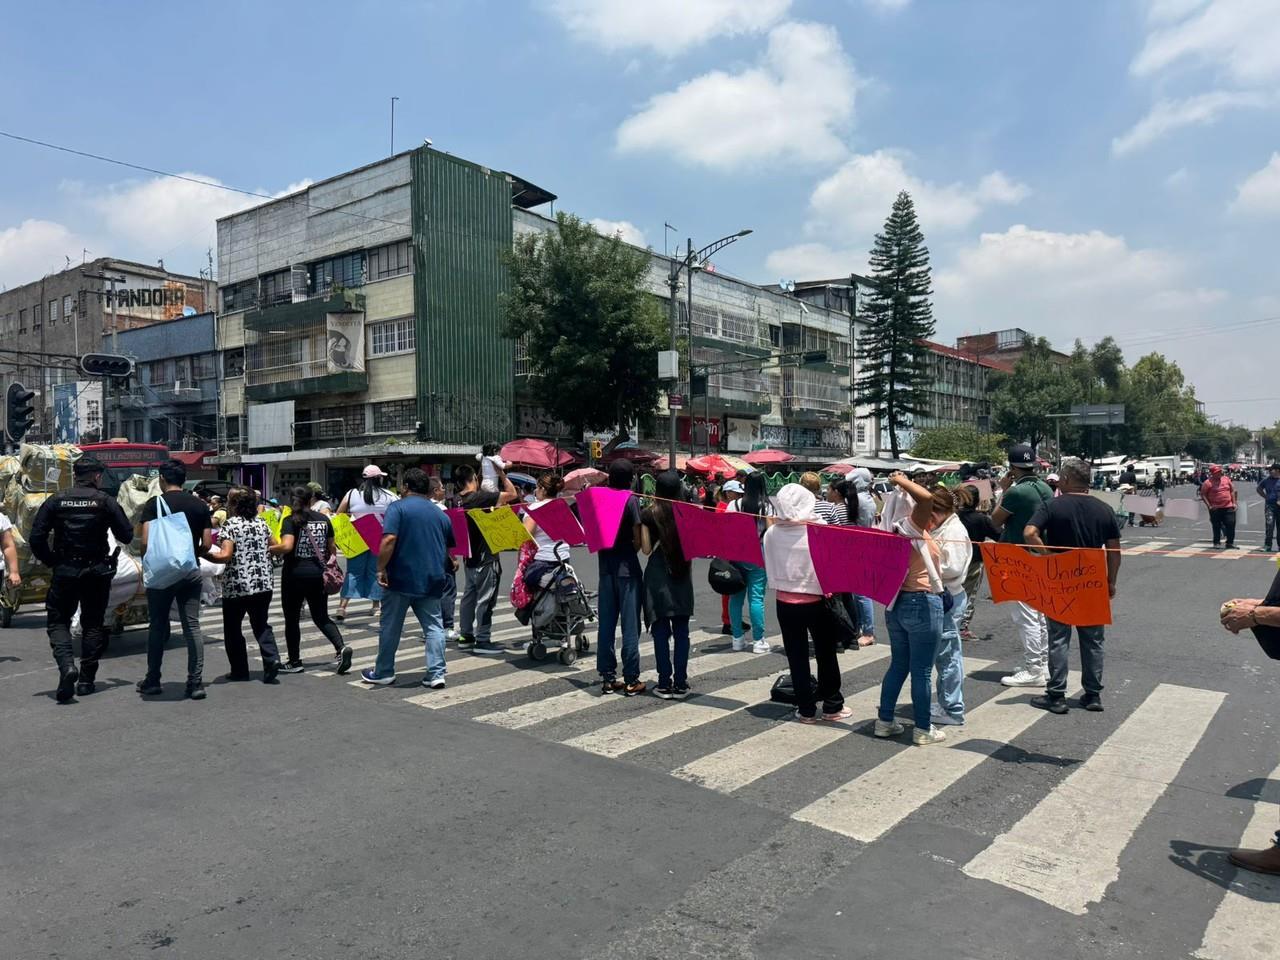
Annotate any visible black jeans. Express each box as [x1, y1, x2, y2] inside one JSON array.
[[776, 599, 844, 719], [1209, 507, 1236, 546], [281, 575, 343, 663], [145, 577, 204, 685], [46, 571, 113, 678], [222, 591, 280, 677]]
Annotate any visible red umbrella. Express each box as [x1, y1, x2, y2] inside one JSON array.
[[687, 454, 752, 479], [743, 448, 795, 466], [821, 462, 854, 475], [500, 438, 576, 469]]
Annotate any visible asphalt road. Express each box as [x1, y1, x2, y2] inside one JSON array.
[[2, 486, 1277, 960]]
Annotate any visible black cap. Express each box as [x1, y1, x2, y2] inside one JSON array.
[[1270, 463, 1280, 471], [1007, 444, 1037, 468], [73, 455, 105, 476]]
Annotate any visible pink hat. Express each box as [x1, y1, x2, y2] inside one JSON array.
[[362, 464, 388, 479]]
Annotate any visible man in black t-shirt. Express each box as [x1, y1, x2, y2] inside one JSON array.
[[455, 462, 517, 655], [1023, 458, 1122, 715], [137, 459, 214, 700]]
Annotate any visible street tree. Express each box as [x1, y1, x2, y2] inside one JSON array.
[[910, 425, 1009, 463], [989, 336, 1076, 452], [502, 213, 666, 440], [855, 191, 935, 458]]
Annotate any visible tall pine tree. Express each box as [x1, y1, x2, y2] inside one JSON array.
[[855, 191, 935, 458]]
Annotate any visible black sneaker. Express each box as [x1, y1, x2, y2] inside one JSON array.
[[335, 645, 354, 675], [137, 677, 163, 696], [279, 661, 305, 674], [224, 672, 252, 682], [75, 680, 96, 697], [471, 640, 506, 656], [673, 684, 690, 699], [456, 634, 476, 650], [653, 684, 676, 700], [1080, 692, 1104, 712], [262, 660, 280, 685], [185, 682, 207, 700], [1031, 694, 1068, 714], [56, 665, 79, 704], [719, 624, 732, 635]]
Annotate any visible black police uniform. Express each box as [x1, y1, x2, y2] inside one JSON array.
[[29, 463, 134, 698]]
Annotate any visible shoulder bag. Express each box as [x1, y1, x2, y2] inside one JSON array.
[[302, 516, 343, 595]]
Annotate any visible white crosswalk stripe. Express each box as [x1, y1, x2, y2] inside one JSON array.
[[1194, 760, 1280, 960], [404, 658, 595, 708], [1165, 544, 1213, 558], [1121, 540, 1172, 556], [962, 683, 1225, 915]]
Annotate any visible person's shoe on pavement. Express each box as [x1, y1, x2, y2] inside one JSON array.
[[75, 680, 95, 697], [360, 668, 394, 686], [1229, 834, 1280, 876], [912, 725, 947, 745], [1001, 669, 1047, 687], [874, 719, 905, 738], [1079, 692, 1104, 711], [56, 664, 79, 704], [136, 677, 162, 697], [1031, 694, 1068, 714], [184, 682, 207, 700]]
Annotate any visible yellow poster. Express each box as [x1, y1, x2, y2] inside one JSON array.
[[466, 506, 532, 553], [262, 505, 293, 540], [330, 513, 369, 558]]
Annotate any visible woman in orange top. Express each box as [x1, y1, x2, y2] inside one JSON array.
[[875, 472, 955, 746]]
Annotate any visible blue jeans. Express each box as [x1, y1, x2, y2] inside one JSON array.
[[933, 589, 967, 721], [880, 592, 944, 730], [374, 590, 445, 682], [651, 616, 690, 687], [852, 594, 875, 638], [728, 563, 767, 643], [596, 569, 641, 682], [341, 550, 385, 601], [441, 565, 457, 629]]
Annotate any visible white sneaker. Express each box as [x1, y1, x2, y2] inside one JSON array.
[[731, 636, 747, 652], [912, 725, 947, 745], [445, 629, 460, 642], [752, 639, 771, 654], [874, 719, 905, 738], [421, 676, 446, 689], [1001, 669, 1048, 687]]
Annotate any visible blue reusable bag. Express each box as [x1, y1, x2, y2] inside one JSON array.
[[142, 494, 198, 589]]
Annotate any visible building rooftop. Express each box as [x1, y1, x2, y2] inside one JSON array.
[[918, 338, 1014, 372]]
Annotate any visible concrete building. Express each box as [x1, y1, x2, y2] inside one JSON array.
[[909, 338, 1012, 439], [0, 258, 213, 440], [114, 311, 220, 452], [955, 327, 1071, 368]]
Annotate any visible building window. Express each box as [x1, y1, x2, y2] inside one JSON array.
[[17, 309, 25, 333], [368, 240, 412, 280], [855, 422, 867, 446], [33, 303, 41, 327], [221, 280, 259, 312], [313, 404, 366, 440], [513, 333, 530, 377], [368, 317, 416, 356], [147, 359, 174, 386], [192, 353, 217, 380], [309, 251, 366, 294], [223, 348, 245, 378], [260, 269, 293, 306], [372, 399, 415, 433], [62, 294, 73, 320], [174, 356, 192, 385], [49, 299, 59, 324]]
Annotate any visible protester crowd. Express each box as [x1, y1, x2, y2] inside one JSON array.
[[9, 444, 1279, 877]]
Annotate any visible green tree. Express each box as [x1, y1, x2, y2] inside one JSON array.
[[855, 191, 935, 458], [1118, 352, 1201, 455], [910, 424, 1009, 463], [989, 336, 1076, 452], [502, 213, 666, 439]]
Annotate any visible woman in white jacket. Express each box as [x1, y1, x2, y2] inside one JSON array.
[[931, 491, 972, 725], [762, 483, 850, 724]]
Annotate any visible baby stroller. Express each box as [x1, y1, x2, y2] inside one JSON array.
[[525, 542, 596, 665]]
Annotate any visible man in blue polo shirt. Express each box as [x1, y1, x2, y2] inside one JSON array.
[[361, 468, 454, 688], [1257, 463, 1280, 552]]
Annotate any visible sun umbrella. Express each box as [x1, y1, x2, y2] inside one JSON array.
[[743, 448, 795, 466], [500, 438, 576, 469], [506, 472, 538, 488], [652, 453, 691, 472], [686, 454, 754, 479], [563, 467, 607, 492], [821, 462, 854, 475]]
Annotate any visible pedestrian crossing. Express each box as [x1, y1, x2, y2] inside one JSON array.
[[1119, 538, 1262, 559], [192, 596, 1276, 945]]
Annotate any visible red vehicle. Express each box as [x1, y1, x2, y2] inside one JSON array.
[[77, 441, 171, 495]]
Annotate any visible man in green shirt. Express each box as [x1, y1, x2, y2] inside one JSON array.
[[991, 444, 1054, 687]]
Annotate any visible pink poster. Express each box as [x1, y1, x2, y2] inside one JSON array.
[[352, 513, 384, 553], [671, 501, 764, 566], [807, 523, 913, 607], [446, 508, 471, 558], [575, 487, 633, 553], [525, 498, 586, 546]]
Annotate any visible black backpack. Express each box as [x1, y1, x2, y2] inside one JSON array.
[[707, 558, 746, 595], [769, 673, 820, 705]]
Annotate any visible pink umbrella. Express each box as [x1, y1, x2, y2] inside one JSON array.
[[743, 448, 795, 466], [563, 467, 606, 492], [500, 438, 576, 469], [687, 454, 752, 479], [821, 462, 854, 475]]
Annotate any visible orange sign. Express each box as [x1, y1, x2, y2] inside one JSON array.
[[979, 543, 1112, 626]]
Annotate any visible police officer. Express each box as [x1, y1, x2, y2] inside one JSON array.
[[29, 455, 134, 703]]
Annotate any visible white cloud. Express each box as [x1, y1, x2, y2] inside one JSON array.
[[1229, 152, 1280, 215], [798, 150, 1029, 242], [615, 21, 857, 170], [764, 243, 868, 280], [1164, 166, 1192, 188], [589, 218, 649, 246], [1132, 0, 1280, 86], [0, 219, 87, 290], [1111, 90, 1268, 155], [547, 0, 791, 54]]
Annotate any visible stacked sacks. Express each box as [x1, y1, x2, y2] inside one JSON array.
[[0, 445, 83, 606]]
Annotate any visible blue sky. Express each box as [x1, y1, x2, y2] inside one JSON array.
[[2, 0, 1277, 423]]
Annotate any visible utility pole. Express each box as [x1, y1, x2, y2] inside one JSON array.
[[848, 275, 858, 455], [667, 252, 680, 470], [686, 237, 694, 457]]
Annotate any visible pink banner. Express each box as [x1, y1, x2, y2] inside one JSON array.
[[671, 501, 764, 566], [446, 508, 471, 558], [1160, 498, 1200, 521], [352, 513, 384, 553], [525, 497, 586, 546], [575, 487, 633, 553], [807, 524, 913, 607]]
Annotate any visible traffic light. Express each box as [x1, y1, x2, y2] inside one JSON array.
[[79, 353, 134, 378], [589, 440, 604, 461], [5, 382, 36, 444]]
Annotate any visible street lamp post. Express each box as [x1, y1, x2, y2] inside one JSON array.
[[666, 229, 752, 470]]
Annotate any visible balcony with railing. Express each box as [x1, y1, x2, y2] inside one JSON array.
[[687, 302, 770, 355], [782, 368, 846, 419], [244, 320, 368, 402]]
